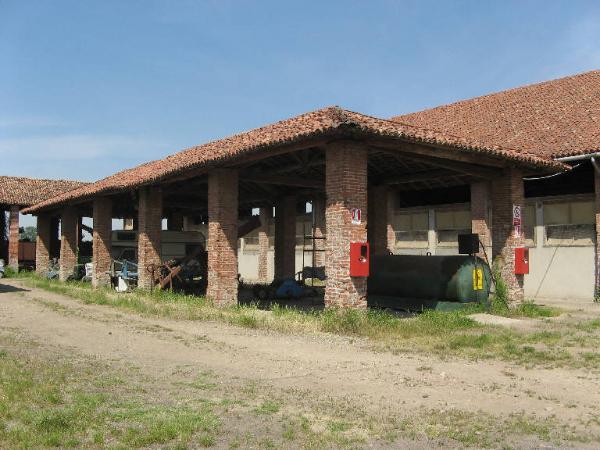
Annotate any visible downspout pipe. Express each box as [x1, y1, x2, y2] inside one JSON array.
[[591, 156, 600, 174], [555, 152, 600, 162], [523, 152, 600, 181]]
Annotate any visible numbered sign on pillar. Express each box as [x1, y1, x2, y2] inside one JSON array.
[[512, 205, 522, 238], [350, 208, 362, 225]]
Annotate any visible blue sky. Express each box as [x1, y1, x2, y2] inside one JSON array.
[[1, 0, 600, 183]]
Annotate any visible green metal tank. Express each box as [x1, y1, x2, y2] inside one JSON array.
[[367, 255, 492, 310]]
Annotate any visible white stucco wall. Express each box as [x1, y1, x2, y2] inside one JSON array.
[[523, 246, 594, 300]]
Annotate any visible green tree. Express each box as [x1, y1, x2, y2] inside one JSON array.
[[19, 226, 37, 242]]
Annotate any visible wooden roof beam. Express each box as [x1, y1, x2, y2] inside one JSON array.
[[368, 139, 508, 168], [241, 174, 323, 189], [371, 146, 501, 179], [382, 169, 455, 185]]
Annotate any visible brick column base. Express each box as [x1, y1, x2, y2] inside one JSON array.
[[8, 205, 19, 271], [325, 142, 368, 309], [206, 169, 239, 306], [59, 207, 78, 281], [138, 187, 162, 290], [36, 213, 52, 276], [274, 195, 296, 279], [491, 168, 525, 304], [92, 198, 113, 288], [471, 181, 492, 259], [257, 207, 270, 282]]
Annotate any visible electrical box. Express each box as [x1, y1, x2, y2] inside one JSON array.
[[514, 247, 529, 274], [350, 242, 370, 277], [458, 233, 480, 255]]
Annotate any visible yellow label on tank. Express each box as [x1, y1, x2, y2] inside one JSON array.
[[473, 268, 483, 291]]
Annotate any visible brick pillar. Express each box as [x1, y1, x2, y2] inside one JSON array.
[[137, 186, 162, 290], [325, 142, 368, 309], [169, 212, 184, 231], [471, 181, 492, 259], [0, 209, 7, 263], [274, 195, 296, 279], [36, 213, 52, 276], [50, 217, 60, 258], [595, 170, 600, 298], [491, 168, 525, 304], [59, 207, 78, 281], [313, 198, 326, 268], [8, 205, 19, 271], [206, 169, 239, 306], [368, 185, 394, 255], [92, 197, 113, 288], [257, 207, 270, 282]]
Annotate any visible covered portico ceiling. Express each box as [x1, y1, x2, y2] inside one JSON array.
[[23, 106, 568, 217]]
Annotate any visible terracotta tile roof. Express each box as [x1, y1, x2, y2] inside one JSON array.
[[0, 176, 88, 208], [393, 70, 600, 159], [23, 106, 565, 214]]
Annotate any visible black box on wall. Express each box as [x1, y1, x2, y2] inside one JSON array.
[[458, 233, 480, 255]]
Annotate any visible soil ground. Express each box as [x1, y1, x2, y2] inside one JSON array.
[[1, 278, 600, 449]]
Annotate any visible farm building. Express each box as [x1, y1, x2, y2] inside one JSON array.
[[22, 69, 600, 306], [0, 176, 87, 270]]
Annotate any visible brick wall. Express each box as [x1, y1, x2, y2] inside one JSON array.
[[325, 142, 368, 309], [8, 205, 19, 270], [491, 168, 525, 304], [257, 206, 270, 282], [368, 185, 393, 255], [36, 213, 51, 276], [274, 195, 296, 279], [137, 186, 163, 290], [312, 198, 326, 268], [0, 209, 6, 263], [471, 181, 492, 259], [595, 170, 600, 298], [59, 206, 78, 281], [92, 197, 113, 288], [206, 169, 239, 306]]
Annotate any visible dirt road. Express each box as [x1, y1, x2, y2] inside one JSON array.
[[1, 279, 599, 448]]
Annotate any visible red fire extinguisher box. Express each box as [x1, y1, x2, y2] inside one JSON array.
[[350, 242, 370, 277], [514, 247, 529, 275]]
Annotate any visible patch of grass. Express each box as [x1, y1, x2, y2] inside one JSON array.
[[398, 408, 592, 447], [0, 337, 222, 449], [14, 274, 599, 369], [120, 405, 220, 447], [327, 420, 352, 433], [487, 268, 560, 318], [254, 400, 281, 415], [511, 301, 560, 318], [577, 318, 600, 332], [2, 266, 18, 278], [191, 372, 217, 390]]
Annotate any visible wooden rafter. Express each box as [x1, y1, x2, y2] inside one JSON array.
[[368, 139, 507, 168]]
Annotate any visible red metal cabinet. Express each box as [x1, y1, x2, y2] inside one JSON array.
[[514, 247, 529, 274], [350, 242, 370, 277]]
